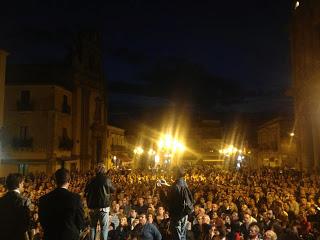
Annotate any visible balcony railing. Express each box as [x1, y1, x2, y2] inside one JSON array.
[[62, 104, 71, 114], [59, 137, 73, 150], [17, 101, 33, 111], [12, 138, 33, 149]]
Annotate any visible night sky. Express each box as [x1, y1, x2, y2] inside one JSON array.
[[0, 0, 294, 117]]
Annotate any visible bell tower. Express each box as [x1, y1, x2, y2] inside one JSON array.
[[70, 32, 108, 171]]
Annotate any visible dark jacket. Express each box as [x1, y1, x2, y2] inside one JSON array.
[[0, 191, 31, 240], [132, 223, 162, 240], [160, 177, 193, 220], [85, 173, 115, 209], [39, 188, 85, 240]]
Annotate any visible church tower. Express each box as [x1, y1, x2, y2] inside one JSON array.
[[70, 31, 108, 171]]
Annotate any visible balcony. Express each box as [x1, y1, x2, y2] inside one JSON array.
[[111, 145, 126, 152], [12, 138, 33, 149], [17, 101, 33, 111], [62, 104, 71, 114], [59, 137, 73, 150]]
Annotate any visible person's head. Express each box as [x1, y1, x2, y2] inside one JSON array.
[[130, 209, 137, 218], [146, 195, 153, 204], [264, 230, 277, 240], [194, 204, 200, 214], [196, 215, 203, 225], [202, 214, 210, 224], [96, 164, 106, 175], [267, 209, 274, 220], [243, 213, 251, 224], [241, 204, 248, 212], [172, 166, 185, 179], [139, 214, 147, 225], [6, 173, 24, 191], [225, 215, 231, 224], [212, 203, 219, 212], [113, 203, 120, 213], [147, 213, 154, 223], [231, 211, 239, 221], [138, 197, 144, 206], [198, 207, 206, 216], [249, 223, 260, 239], [157, 206, 165, 215], [120, 216, 128, 226], [55, 168, 70, 188]]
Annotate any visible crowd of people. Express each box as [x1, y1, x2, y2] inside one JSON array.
[[0, 164, 320, 240]]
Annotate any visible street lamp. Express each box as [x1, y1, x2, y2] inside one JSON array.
[[157, 134, 185, 167], [133, 146, 144, 155]]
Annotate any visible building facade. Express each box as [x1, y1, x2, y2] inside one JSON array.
[[186, 120, 224, 165], [107, 125, 130, 168], [1, 85, 74, 175], [257, 117, 297, 168], [0, 32, 108, 176], [291, 0, 320, 171]]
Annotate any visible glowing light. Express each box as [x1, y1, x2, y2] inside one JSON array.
[[219, 145, 247, 157], [155, 155, 160, 163], [158, 134, 185, 152], [133, 146, 144, 155], [158, 139, 164, 149], [148, 149, 156, 155], [295, 1, 300, 9], [164, 134, 172, 148], [290, 132, 295, 137]]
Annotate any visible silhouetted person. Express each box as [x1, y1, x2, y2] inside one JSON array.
[[85, 164, 115, 240], [39, 168, 85, 240], [160, 166, 194, 240], [0, 173, 31, 240]]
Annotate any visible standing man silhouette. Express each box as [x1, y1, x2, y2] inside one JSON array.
[[160, 167, 194, 240], [39, 168, 85, 240], [0, 173, 31, 240], [85, 164, 116, 240]]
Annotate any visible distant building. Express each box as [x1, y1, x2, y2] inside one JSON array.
[[1, 85, 74, 175], [0, 32, 108, 176], [257, 117, 297, 168], [107, 125, 130, 167], [186, 120, 224, 165], [291, 0, 320, 171]]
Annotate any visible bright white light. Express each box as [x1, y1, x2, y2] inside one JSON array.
[[237, 163, 241, 169], [290, 132, 295, 137], [113, 156, 117, 160], [134, 146, 144, 155], [164, 135, 172, 148], [158, 139, 164, 149], [155, 155, 160, 163], [295, 1, 300, 9]]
